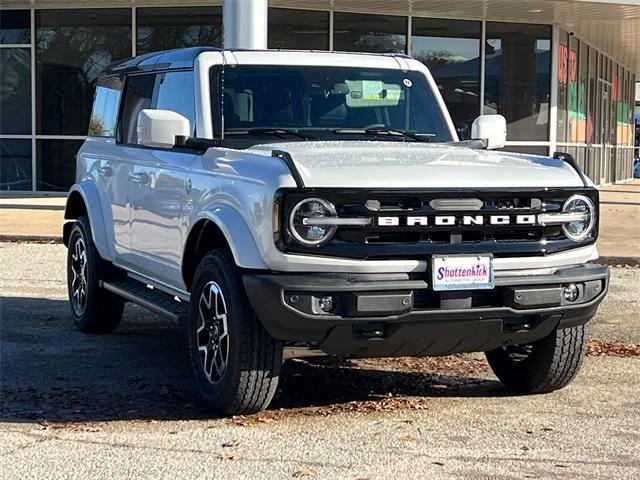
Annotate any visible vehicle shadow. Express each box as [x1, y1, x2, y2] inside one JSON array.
[[1, 296, 503, 423]]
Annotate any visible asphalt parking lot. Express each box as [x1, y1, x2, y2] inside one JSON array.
[[1, 242, 639, 479]]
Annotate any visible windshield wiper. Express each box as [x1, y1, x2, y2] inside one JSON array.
[[225, 128, 315, 141], [333, 128, 431, 142]]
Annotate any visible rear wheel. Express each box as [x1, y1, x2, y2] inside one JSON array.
[[486, 324, 588, 393], [67, 215, 125, 333], [187, 249, 282, 415]]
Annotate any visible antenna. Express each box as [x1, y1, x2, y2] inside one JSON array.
[[220, 25, 226, 141]]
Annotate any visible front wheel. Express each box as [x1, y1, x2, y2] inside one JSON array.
[[486, 324, 587, 393], [187, 249, 282, 416], [66, 215, 125, 333]]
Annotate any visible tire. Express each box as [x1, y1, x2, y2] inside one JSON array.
[[187, 249, 282, 416], [67, 215, 125, 333], [485, 324, 587, 394]]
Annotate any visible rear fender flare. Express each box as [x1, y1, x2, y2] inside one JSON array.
[[64, 182, 114, 262]]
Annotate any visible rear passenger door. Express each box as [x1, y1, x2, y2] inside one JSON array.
[[119, 70, 197, 288]]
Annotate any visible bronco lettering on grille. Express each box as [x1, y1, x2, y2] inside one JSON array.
[[377, 215, 539, 227]]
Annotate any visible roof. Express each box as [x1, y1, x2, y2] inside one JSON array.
[[102, 47, 412, 76]]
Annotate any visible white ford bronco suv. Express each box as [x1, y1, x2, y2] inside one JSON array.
[[64, 47, 609, 415]]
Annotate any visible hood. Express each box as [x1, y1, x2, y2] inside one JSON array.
[[248, 141, 585, 189]]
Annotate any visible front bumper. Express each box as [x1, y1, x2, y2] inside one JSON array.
[[243, 264, 609, 357]]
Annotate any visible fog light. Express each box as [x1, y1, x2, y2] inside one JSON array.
[[563, 284, 579, 302], [318, 295, 335, 313]]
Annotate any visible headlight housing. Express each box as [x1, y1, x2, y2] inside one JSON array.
[[562, 194, 596, 242], [288, 197, 338, 246]]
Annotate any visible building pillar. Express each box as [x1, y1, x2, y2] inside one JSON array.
[[223, 0, 268, 49]]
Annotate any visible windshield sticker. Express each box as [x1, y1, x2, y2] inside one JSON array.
[[403, 78, 412, 87], [362, 80, 384, 100]]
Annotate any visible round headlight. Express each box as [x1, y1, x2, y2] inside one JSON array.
[[289, 198, 337, 246], [562, 194, 595, 242]]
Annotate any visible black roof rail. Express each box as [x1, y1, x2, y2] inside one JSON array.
[[102, 46, 221, 76]]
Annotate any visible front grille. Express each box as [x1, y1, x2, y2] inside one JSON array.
[[278, 188, 598, 259]]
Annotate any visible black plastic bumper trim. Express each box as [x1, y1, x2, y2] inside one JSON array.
[[242, 264, 609, 346]]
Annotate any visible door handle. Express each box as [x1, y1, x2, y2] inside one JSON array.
[[128, 172, 149, 185], [98, 165, 112, 177]]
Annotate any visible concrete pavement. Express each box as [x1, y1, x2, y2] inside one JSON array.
[[1, 242, 639, 479]]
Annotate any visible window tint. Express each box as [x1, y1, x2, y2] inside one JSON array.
[[118, 74, 156, 145], [411, 18, 481, 140], [484, 22, 551, 141], [0, 10, 30, 44], [36, 9, 131, 136], [1, 139, 32, 191], [268, 8, 329, 50], [89, 75, 122, 137], [0, 48, 31, 135], [136, 7, 222, 54], [36, 139, 83, 192], [155, 71, 196, 136], [333, 13, 406, 54]]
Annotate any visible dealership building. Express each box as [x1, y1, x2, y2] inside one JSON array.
[[0, 0, 639, 193]]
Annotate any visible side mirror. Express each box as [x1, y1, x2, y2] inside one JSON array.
[[471, 114, 507, 150], [137, 109, 191, 148]]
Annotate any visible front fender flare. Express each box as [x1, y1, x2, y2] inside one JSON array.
[[188, 206, 268, 270], [65, 182, 114, 262]]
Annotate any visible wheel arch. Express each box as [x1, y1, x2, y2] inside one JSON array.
[[182, 208, 268, 291], [63, 183, 113, 262]]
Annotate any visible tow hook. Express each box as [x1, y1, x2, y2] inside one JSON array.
[[354, 323, 387, 340]]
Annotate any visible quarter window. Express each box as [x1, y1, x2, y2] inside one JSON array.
[[88, 75, 123, 137]]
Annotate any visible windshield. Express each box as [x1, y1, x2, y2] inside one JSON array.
[[210, 65, 453, 143]]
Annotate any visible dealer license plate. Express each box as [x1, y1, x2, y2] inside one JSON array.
[[432, 255, 494, 291]]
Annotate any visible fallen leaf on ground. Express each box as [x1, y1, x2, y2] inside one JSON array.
[[216, 453, 242, 461], [292, 468, 315, 477], [587, 340, 640, 357]]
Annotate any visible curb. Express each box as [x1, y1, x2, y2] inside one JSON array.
[[0, 204, 66, 211], [0, 235, 62, 244]]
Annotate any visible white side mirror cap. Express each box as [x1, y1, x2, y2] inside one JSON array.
[[137, 109, 191, 148], [471, 114, 507, 150]]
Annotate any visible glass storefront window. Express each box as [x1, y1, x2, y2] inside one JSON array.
[[268, 8, 329, 50], [587, 46, 597, 145], [1, 10, 30, 44], [137, 7, 222, 54], [411, 18, 481, 139], [36, 139, 83, 192], [36, 9, 132, 136], [484, 22, 551, 141], [567, 36, 580, 143], [0, 139, 32, 191], [557, 30, 568, 143], [333, 12, 406, 54], [499, 146, 549, 156], [0, 48, 31, 135]]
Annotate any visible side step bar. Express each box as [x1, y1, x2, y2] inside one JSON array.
[[102, 279, 189, 324]]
